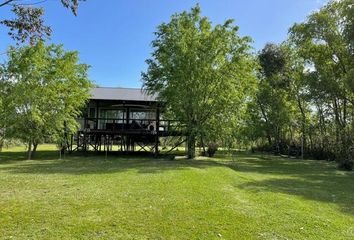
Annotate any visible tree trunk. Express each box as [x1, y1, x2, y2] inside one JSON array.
[[257, 100, 272, 146], [317, 104, 326, 152], [61, 145, 66, 155], [297, 97, 306, 158], [274, 126, 280, 155], [187, 133, 196, 159], [27, 140, 33, 160], [200, 135, 206, 156], [267, 135, 272, 146], [0, 138, 3, 153], [333, 98, 342, 154], [32, 142, 38, 157]]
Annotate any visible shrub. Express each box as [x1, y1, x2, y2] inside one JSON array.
[[338, 160, 353, 171], [336, 134, 354, 171], [337, 146, 354, 171], [207, 142, 218, 157], [167, 155, 175, 161]]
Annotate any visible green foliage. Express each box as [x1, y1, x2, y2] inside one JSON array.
[[206, 142, 218, 157], [0, 42, 92, 158], [244, 0, 354, 170], [243, 43, 301, 152], [258, 43, 286, 79], [142, 5, 257, 158], [0, 0, 85, 44], [1, 6, 51, 45], [289, 0, 354, 169]]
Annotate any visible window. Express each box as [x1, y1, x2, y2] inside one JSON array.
[[89, 108, 96, 118], [100, 109, 125, 119], [99, 109, 126, 129], [130, 110, 155, 120]]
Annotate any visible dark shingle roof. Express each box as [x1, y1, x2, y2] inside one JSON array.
[[90, 87, 157, 102]]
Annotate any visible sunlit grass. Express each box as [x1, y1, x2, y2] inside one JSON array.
[[0, 145, 353, 239]]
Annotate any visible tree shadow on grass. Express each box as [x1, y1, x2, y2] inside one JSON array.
[[1, 150, 353, 216], [0, 150, 226, 175], [232, 154, 354, 216], [0, 150, 62, 162], [238, 177, 354, 216]]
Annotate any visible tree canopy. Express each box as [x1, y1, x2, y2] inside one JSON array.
[[0, 42, 92, 159], [0, 0, 85, 45], [244, 0, 354, 170], [142, 5, 257, 158]]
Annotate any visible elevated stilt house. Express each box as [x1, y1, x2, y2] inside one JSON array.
[[70, 87, 184, 155]]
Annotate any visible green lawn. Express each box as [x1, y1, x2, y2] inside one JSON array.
[[0, 145, 353, 239]]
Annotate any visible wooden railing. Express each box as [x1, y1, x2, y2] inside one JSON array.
[[77, 117, 182, 132]]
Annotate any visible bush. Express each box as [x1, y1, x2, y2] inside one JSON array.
[[337, 148, 354, 171], [207, 142, 218, 157], [338, 160, 353, 171], [336, 134, 354, 171], [166, 155, 175, 161], [309, 147, 335, 161], [0, 138, 23, 152]]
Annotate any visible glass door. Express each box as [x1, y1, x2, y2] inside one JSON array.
[[99, 109, 126, 129]]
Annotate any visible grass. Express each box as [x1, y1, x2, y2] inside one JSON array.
[[0, 145, 353, 239]]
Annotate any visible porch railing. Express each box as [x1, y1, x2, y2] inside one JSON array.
[[77, 117, 182, 132]]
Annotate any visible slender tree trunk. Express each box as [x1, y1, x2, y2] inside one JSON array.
[[0, 137, 3, 152], [200, 135, 206, 155], [308, 130, 313, 152], [187, 133, 196, 159], [334, 98, 341, 154], [27, 140, 33, 160], [32, 141, 38, 157], [275, 126, 280, 154], [267, 135, 272, 146], [343, 98, 347, 126], [317, 104, 327, 153], [257, 100, 272, 146], [297, 97, 306, 158], [60, 144, 66, 155]]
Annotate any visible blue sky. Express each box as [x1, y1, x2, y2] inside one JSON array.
[[0, 0, 327, 88]]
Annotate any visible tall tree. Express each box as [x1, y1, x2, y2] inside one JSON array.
[[255, 43, 294, 149], [0, 76, 12, 151], [0, 42, 92, 159], [244, 42, 311, 157], [289, 0, 354, 170], [142, 5, 256, 158], [0, 0, 85, 45]]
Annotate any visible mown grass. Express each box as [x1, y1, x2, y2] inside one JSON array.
[[0, 145, 353, 239]]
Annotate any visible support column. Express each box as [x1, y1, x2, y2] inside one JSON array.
[[155, 105, 160, 157], [95, 100, 99, 130], [126, 107, 130, 129], [126, 107, 130, 151]]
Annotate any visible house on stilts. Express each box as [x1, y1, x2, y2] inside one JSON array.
[[69, 87, 185, 155]]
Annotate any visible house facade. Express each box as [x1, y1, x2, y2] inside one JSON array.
[[69, 87, 183, 154]]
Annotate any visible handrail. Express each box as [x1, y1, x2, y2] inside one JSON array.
[[78, 117, 181, 122], [77, 117, 184, 131]]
